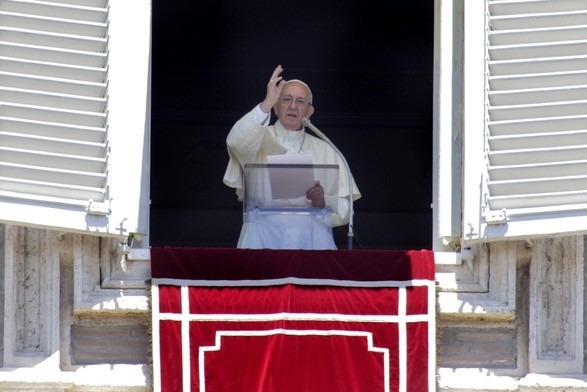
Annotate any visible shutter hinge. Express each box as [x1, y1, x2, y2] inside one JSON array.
[[485, 208, 508, 225], [86, 199, 112, 216]]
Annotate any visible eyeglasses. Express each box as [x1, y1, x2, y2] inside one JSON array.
[[280, 96, 311, 108]]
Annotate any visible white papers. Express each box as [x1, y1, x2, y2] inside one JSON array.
[[267, 152, 313, 165], [266, 153, 314, 199]]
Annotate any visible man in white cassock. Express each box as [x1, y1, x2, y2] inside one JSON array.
[[223, 65, 361, 249]]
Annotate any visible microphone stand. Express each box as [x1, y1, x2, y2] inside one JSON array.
[[302, 117, 355, 249]]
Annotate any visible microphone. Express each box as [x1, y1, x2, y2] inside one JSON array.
[[302, 117, 355, 249]]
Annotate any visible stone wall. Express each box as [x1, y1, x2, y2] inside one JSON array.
[[438, 237, 587, 391], [1, 224, 587, 390], [440, 324, 518, 369], [0, 224, 150, 391]]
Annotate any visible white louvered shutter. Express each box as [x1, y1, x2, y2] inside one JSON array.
[[0, 0, 150, 239], [463, 0, 587, 242]]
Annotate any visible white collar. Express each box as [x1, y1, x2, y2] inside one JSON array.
[[274, 121, 307, 153], [274, 120, 306, 140]]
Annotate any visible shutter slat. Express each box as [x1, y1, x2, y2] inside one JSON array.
[[489, 160, 587, 181], [490, 40, 587, 61], [0, 27, 107, 52], [34, 0, 107, 7], [489, 25, 587, 46], [0, 72, 106, 96], [0, 57, 106, 82], [0, 177, 105, 201], [0, 86, 106, 111], [489, 175, 587, 195], [490, 10, 587, 30], [489, 70, 587, 89], [0, 162, 105, 188], [489, 84, 587, 105], [0, 103, 106, 127], [490, 0, 587, 16], [0, 1, 108, 23], [0, 146, 106, 172], [489, 100, 587, 121], [489, 129, 587, 150], [0, 116, 105, 143], [0, 131, 106, 156], [0, 41, 106, 67], [489, 144, 587, 166], [489, 191, 587, 210], [489, 114, 587, 135], [0, 11, 107, 37], [489, 55, 587, 76]]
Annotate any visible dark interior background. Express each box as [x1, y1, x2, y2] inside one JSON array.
[[150, 1, 434, 250]]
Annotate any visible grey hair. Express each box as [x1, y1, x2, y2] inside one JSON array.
[[283, 79, 313, 105]]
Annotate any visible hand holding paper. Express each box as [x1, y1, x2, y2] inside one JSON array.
[[306, 181, 325, 208]]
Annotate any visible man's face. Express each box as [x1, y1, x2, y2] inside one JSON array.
[[273, 82, 314, 131]]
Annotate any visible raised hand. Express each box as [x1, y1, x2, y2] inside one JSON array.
[[260, 65, 285, 113]]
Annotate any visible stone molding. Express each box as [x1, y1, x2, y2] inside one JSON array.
[[436, 242, 523, 319]]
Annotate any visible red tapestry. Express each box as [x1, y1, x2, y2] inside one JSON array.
[[151, 247, 436, 392]]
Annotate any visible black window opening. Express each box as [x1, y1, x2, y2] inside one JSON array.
[[150, 1, 434, 250]]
